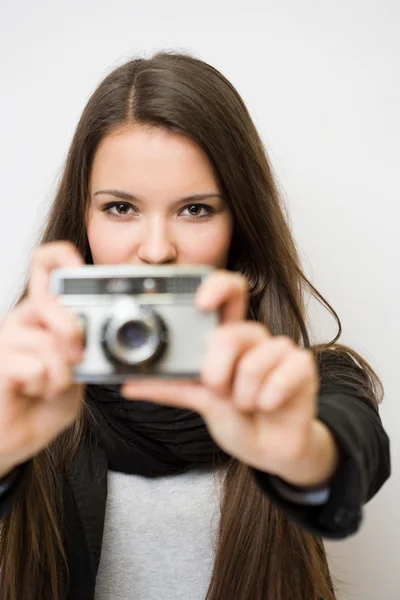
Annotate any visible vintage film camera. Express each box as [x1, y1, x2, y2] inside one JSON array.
[[50, 265, 218, 383]]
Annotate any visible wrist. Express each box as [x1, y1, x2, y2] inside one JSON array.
[[273, 420, 339, 488]]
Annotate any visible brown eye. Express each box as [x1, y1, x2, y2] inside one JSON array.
[[188, 204, 201, 216], [180, 203, 213, 219], [103, 202, 136, 217], [115, 203, 130, 214]]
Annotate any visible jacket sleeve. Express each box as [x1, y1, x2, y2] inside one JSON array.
[[0, 462, 30, 519], [251, 351, 391, 539]]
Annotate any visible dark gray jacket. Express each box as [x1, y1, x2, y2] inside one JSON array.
[[0, 358, 391, 599]]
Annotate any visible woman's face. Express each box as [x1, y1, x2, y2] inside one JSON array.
[[87, 125, 233, 267]]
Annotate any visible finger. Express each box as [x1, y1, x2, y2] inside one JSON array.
[[0, 350, 49, 398], [9, 299, 84, 362], [2, 330, 74, 399], [4, 327, 60, 357], [120, 379, 211, 415], [258, 349, 318, 412], [232, 336, 296, 412], [195, 270, 249, 323], [28, 242, 84, 300], [201, 322, 268, 396]]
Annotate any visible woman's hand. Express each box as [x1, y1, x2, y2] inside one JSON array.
[[0, 242, 85, 478], [121, 270, 339, 488]]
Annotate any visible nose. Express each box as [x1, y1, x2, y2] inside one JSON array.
[[136, 217, 177, 265]]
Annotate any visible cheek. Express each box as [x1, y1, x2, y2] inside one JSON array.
[[176, 220, 232, 267], [86, 218, 136, 264]]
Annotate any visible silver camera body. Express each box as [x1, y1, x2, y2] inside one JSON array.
[[50, 265, 218, 383]]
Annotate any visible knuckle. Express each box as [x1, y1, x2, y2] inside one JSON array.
[[63, 316, 82, 342], [253, 323, 268, 338], [214, 325, 236, 347], [238, 356, 260, 380], [39, 298, 78, 337], [296, 349, 316, 374], [274, 336, 294, 352], [30, 359, 47, 380], [215, 325, 246, 351], [42, 368, 71, 401], [202, 363, 224, 388], [234, 273, 249, 295], [40, 331, 58, 353], [31, 242, 80, 270], [54, 241, 78, 256], [0, 317, 14, 339], [2, 302, 27, 331], [36, 241, 72, 255], [30, 245, 45, 264], [30, 243, 52, 266]]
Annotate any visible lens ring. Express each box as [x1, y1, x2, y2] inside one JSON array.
[[102, 297, 165, 366]]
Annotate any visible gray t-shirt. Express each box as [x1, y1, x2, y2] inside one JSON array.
[[95, 464, 226, 600]]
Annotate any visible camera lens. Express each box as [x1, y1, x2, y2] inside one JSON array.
[[102, 298, 167, 367], [117, 321, 150, 350]]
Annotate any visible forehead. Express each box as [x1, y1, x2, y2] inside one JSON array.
[[90, 125, 219, 197]]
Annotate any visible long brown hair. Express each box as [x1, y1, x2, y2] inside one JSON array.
[[0, 52, 382, 600]]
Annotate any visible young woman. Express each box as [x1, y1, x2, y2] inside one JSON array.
[[0, 52, 390, 600]]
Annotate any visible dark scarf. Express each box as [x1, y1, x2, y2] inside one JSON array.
[[85, 384, 228, 477]]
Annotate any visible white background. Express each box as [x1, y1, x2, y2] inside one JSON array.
[[0, 1, 399, 598]]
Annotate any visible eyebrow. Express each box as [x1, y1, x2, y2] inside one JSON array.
[[93, 189, 223, 204]]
